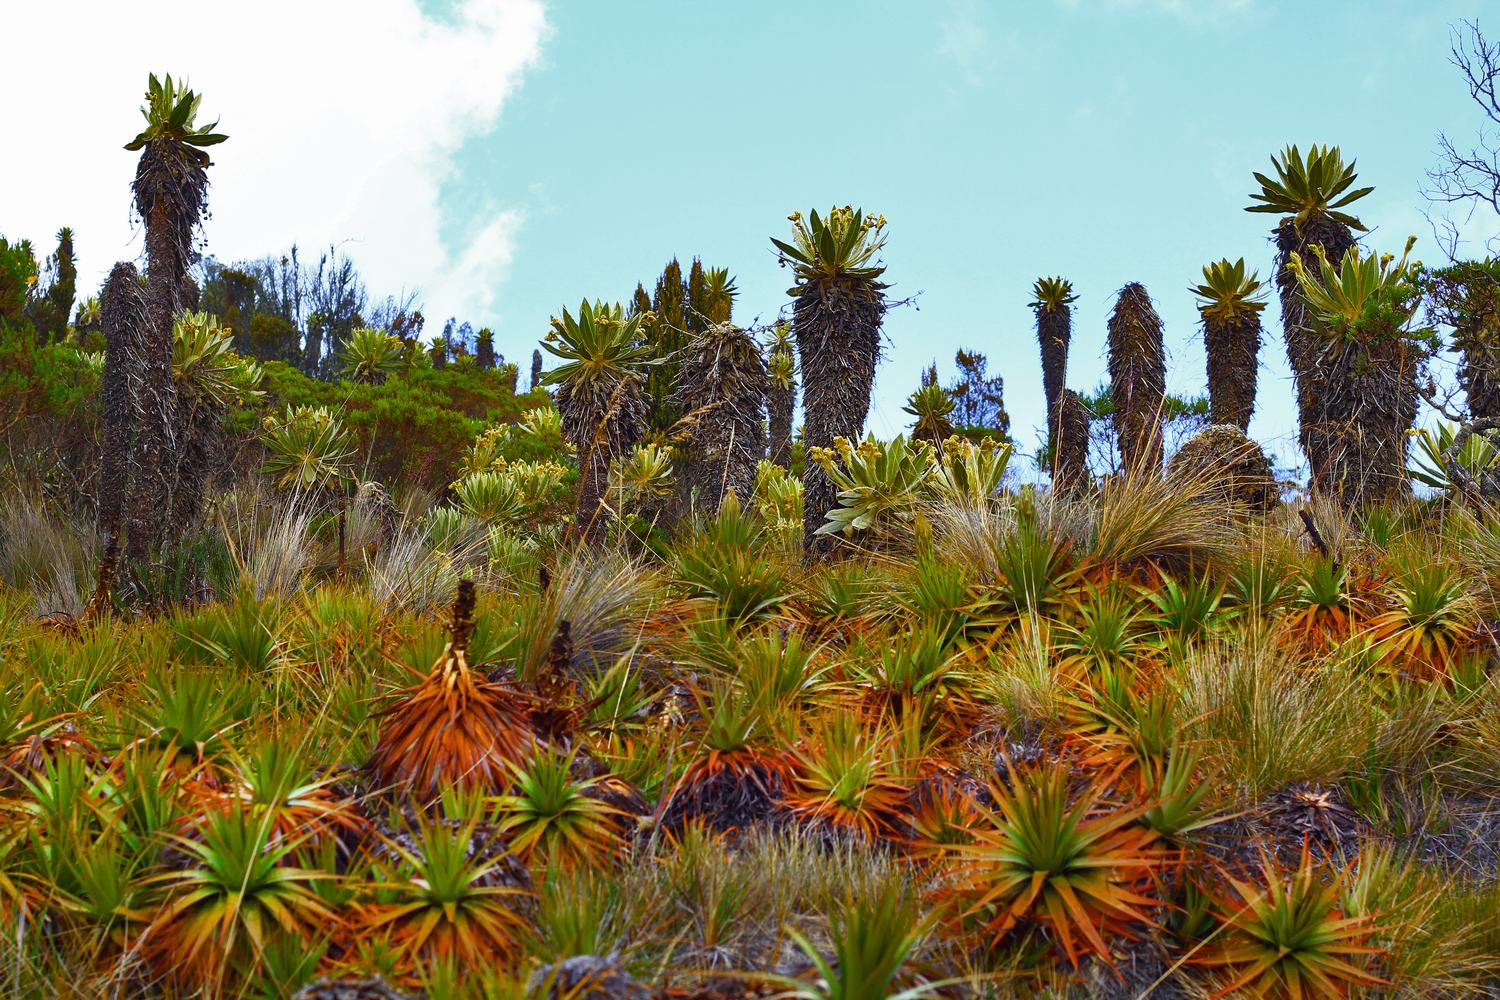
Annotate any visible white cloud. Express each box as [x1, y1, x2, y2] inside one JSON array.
[[4, 0, 548, 328], [425, 208, 525, 323]]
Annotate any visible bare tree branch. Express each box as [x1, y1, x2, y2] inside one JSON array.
[[1441, 417, 1500, 503], [1423, 19, 1500, 259]]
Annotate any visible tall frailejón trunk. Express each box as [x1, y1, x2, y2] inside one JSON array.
[[1106, 282, 1166, 475], [125, 183, 185, 565], [560, 374, 646, 541], [1316, 321, 1420, 508], [91, 262, 149, 613], [796, 279, 883, 548], [676, 322, 768, 517], [1274, 216, 1355, 496], [1052, 388, 1091, 496], [1203, 311, 1260, 433], [1037, 305, 1071, 445]]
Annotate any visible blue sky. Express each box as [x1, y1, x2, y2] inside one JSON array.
[[10, 0, 1490, 475], [439, 0, 1487, 471]]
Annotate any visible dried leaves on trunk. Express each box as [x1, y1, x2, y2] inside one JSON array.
[[92, 263, 149, 613], [1167, 424, 1277, 514], [1203, 312, 1260, 433], [1037, 305, 1071, 442], [120, 137, 210, 565], [1273, 216, 1355, 496], [1107, 283, 1166, 475], [1276, 219, 1420, 507], [674, 322, 768, 517], [1052, 388, 1092, 496], [558, 372, 646, 540], [1312, 334, 1420, 508], [1456, 324, 1500, 422], [795, 278, 885, 548]]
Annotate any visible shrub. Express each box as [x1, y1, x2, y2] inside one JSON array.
[[257, 361, 551, 491]]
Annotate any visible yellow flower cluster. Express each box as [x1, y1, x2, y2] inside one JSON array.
[[460, 424, 513, 476], [940, 434, 999, 460], [261, 404, 335, 434], [516, 460, 570, 491]]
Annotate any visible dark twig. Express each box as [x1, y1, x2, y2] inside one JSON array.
[[1298, 509, 1332, 563]]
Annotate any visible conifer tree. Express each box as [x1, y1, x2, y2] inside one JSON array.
[[947, 349, 1010, 439], [687, 257, 710, 333], [26, 227, 77, 340], [643, 259, 688, 437], [629, 283, 652, 323], [475, 328, 496, 370]]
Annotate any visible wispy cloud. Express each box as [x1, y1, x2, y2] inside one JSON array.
[[1073, 76, 1136, 125], [937, 0, 992, 87], [8, 0, 549, 327], [1055, 0, 1254, 23], [426, 208, 525, 325]]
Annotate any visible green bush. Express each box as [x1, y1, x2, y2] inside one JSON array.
[[0, 236, 38, 322], [258, 360, 550, 491], [0, 320, 101, 501], [0, 322, 99, 421], [0, 318, 555, 503]]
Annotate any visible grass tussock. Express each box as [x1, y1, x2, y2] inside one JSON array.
[[4, 469, 1500, 1000]]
